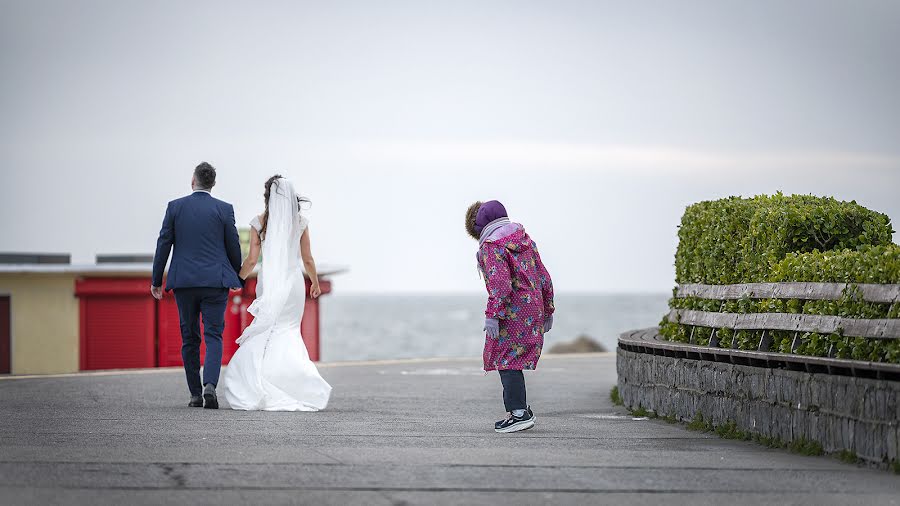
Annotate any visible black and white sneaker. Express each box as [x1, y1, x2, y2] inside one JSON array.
[[494, 410, 535, 433]]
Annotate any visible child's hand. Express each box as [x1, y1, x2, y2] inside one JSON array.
[[543, 315, 553, 333], [484, 318, 500, 338]]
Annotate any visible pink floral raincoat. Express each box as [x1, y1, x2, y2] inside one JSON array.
[[477, 224, 555, 371]]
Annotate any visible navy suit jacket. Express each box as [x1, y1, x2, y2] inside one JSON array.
[[152, 191, 244, 291]]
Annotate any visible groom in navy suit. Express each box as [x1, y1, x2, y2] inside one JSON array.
[[151, 162, 244, 409]]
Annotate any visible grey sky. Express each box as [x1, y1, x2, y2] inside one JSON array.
[[2, 0, 899, 293]]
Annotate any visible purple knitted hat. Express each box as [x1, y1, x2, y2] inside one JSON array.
[[474, 200, 508, 237]]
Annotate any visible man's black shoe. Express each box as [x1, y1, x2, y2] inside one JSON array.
[[189, 396, 203, 408], [203, 384, 218, 409]]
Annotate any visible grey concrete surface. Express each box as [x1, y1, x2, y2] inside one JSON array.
[[0, 354, 897, 505]]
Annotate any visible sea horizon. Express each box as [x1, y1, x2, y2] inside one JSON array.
[[319, 292, 670, 362]]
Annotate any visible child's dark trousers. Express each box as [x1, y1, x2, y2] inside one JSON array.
[[499, 369, 527, 412]]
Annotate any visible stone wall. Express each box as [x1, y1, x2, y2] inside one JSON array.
[[617, 347, 899, 465]]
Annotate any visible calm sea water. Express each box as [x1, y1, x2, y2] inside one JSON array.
[[318, 293, 669, 362]]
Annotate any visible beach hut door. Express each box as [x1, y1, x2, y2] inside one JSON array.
[[0, 296, 9, 374]]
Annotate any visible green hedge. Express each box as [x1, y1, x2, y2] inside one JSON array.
[[663, 195, 899, 364], [675, 194, 894, 284], [772, 244, 900, 284]]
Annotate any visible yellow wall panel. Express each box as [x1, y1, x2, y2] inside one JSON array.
[[0, 274, 79, 374]]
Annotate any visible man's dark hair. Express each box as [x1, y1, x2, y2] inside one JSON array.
[[194, 162, 216, 189]]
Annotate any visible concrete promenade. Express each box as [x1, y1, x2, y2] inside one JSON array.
[[0, 353, 897, 505]]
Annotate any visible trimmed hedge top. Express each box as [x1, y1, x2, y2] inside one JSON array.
[[773, 244, 900, 284], [675, 194, 894, 284]]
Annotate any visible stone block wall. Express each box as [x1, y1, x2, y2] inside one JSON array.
[[617, 347, 900, 465]]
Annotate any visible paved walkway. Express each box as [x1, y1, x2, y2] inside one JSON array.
[[0, 354, 897, 505]]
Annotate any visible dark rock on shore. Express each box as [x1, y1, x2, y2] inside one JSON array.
[[547, 335, 607, 354]]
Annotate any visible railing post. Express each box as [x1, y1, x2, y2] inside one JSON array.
[[757, 330, 772, 352]]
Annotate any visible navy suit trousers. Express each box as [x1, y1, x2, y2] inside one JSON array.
[[174, 287, 228, 396]]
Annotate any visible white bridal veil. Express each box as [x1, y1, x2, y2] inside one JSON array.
[[236, 177, 302, 345]]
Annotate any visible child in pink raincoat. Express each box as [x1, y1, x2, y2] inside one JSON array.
[[466, 200, 555, 433]]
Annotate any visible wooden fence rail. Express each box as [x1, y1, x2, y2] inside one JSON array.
[[676, 282, 900, 303], [668, 309, 900, 340], [665, 282, 900, 356]]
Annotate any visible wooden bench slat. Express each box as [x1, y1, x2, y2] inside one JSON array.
[[676, 282, 900, 303], [619, 327, 900, 374], [668, 309, 900, 339]]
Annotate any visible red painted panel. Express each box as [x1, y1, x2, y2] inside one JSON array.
[[80, 296, 156, 370], [242, 279, 258, 298], [301, 296, 319, 362], [222, 294, 241, 364], [73, 276, 304, 371], [75, 278, 150, 296], [0, 296, 10, 374], [156, 295, 200, 368], [238, 279, 257, 331]]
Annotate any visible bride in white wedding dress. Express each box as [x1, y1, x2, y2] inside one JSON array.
[[221, 176, 331, 411]]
